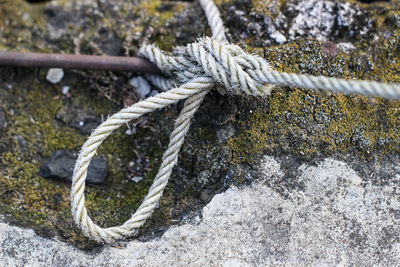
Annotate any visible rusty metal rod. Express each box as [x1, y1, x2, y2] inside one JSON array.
[[0, 51, 161, 74]]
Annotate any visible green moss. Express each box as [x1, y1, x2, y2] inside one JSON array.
[[141, 0, 186, 50], [218, 0, 400, 163], [0, 0, 220, 249], [0, 69, 171, 249], [232, 93, 398, 161], [228, 37, 400, 163], [2, 0, 400, 250], [0, 0, 64, 53], [251, 0, 286, 19], [142, 0, 185, 25]]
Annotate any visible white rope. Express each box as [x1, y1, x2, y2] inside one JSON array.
[[71, 0, 226, 244], [71, 0, 400, 243], [198, 0, 226, 42]]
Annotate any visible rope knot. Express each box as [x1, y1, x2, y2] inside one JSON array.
[[71, 0, 400, 244], [139, 37, 274, 96]]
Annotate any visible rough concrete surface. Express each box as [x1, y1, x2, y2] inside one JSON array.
[[1, 0, 400, 248], [2, 156, 400, 266], [1, 0, 400, 264]]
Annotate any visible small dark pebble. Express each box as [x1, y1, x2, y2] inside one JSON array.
[[39, 149, 108, 185]]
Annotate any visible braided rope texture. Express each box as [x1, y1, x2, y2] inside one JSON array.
[[71, 0, 227, 243], [71, 0, 400, 243]]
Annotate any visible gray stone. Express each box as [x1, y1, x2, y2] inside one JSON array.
[[288, 0, 370, 41], [289, 0, 336, 41], [129, 77, 151, 99], [226, 7, 248, 33], [62, 86, 70, 95], [225, 4, 289, 45], [197, 170, 212, 185], [130, 176, 143, 183], [2, 156, 400, 265], [46, 68, 64, 84], [270, 30, 287, 44], [39, 149, 108, 185], [46, 7, 86, 40], [149, 90, 158, 97], [0, 0, 399, 261], [337, 3, 357, 30], [127, 157, 149, 182]]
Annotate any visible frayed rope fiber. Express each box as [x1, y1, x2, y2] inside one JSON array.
[[70, 0, 400, 243]]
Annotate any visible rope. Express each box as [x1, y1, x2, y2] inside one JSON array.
[[71, 0, 400, 243]]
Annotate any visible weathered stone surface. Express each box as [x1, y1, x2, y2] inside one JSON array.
[[0, 0, 400, 255], [287, 1, 370, 41], [39, 149, 108, 184], [2, 156, 400, 266]]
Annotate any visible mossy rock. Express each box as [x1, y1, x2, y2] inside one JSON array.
[[0, 0, 400, 249]]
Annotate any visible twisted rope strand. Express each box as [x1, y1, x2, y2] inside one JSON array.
[[71, 0, 224, 243], [198, 0, 226, 42], [71, 78, 213, 243], [264, 71, 400, 99], [71, 0, 400, 244]]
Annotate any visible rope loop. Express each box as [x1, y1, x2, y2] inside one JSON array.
[[71, 81, 211, 243], [71, 0, 400, 244], [71, 0, 228, 244]]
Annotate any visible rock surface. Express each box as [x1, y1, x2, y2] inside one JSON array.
[[0, 0, 400, 256], [2, 156, 400, 266], [287, 0, 370, 41]]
